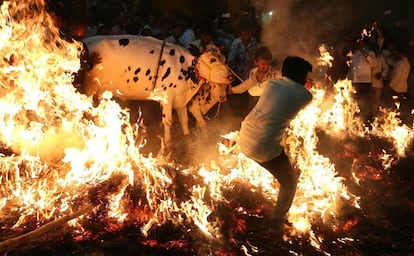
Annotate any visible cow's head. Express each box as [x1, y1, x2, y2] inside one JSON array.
[[196, 51, 233, 87]]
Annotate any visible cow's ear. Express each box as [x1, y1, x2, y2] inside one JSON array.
[[188, 44, 201, 57]]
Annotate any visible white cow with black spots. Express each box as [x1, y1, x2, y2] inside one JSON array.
[[82, 35, 232, 148]]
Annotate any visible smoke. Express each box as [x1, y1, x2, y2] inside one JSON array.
[[260, 0, 382, 67]]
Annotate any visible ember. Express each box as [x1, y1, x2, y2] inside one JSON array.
[[0, 0, 414, 255]]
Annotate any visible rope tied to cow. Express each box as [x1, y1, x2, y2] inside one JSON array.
[[195, 51, 231, 83], [227, 65, 245, 84], [151, 40, 166, 91], [193, 51, 236, 121]]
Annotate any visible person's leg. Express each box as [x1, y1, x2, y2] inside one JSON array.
[[354, 83, 371, 123], [259, 151, 298, 219], [370, 87, 382, 119]]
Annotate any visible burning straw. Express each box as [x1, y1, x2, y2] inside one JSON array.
[[0, 204, 94, 252]]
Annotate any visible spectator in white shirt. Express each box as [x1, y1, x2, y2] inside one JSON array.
[[349, 37, 377, 122], [389, 48, 411, 100], [370, 45, 389, 119]]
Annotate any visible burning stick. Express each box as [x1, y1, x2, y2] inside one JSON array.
[[0, 204, 95, 252], [0, 173, 128, 252]]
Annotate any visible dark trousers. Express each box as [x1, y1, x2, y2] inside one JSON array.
[[353, 83, 371, 122], [259, 150, 298, 219]]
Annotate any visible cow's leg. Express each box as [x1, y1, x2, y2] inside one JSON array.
[[189, 104, 208, 129], [176, 106, 190, 136], [161, 103, 173, 150]]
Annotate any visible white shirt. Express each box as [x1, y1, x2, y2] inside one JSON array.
[[231, 67, 281, 96], [389, 57, 411, 93], [371, 53, 389, 88], [349, 48, 377, 83], [239, 77, 312, 163]]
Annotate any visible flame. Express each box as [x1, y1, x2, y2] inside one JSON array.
[[0, 1, 413, 254], [0, 0, 177, 235], [317, 44, 333, 68], [285, 81, 360, 233]]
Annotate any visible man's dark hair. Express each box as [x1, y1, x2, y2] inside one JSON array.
[[281, 56, 312, 85]]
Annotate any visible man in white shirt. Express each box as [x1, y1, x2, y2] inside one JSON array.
[[349, 37, 377, 122], [370, 46, 389, 119], [388, 48, 411, 120], [238, 56, 313, 226], [389, 48, 411, 97]]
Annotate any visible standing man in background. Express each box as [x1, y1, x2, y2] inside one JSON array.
[[349, 37, 377, 123], [227, 24, 258, 81]]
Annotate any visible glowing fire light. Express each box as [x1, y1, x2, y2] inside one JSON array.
[[317, 44, 333, 68], [0, 0, 413, 254]]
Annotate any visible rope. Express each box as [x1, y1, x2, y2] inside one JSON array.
[[151, 40, 166, 91], [195, 52, 238, 120], [213, 101, 222, 118], [227, 65, 245, 83]]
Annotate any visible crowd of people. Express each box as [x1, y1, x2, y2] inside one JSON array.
[[47, 0, 263, 84], [335, 20, 414, 122], [47, 2, 414, 119], [327, 19, 413, 124]]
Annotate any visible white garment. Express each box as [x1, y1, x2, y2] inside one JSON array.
[[238, 77, 312, 163], [349, 48, 377, 83], [231, 67, 281, 96], [371, 53, 389, 88], [389, 57, 411, 93], [382, 49, 397, 69]]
